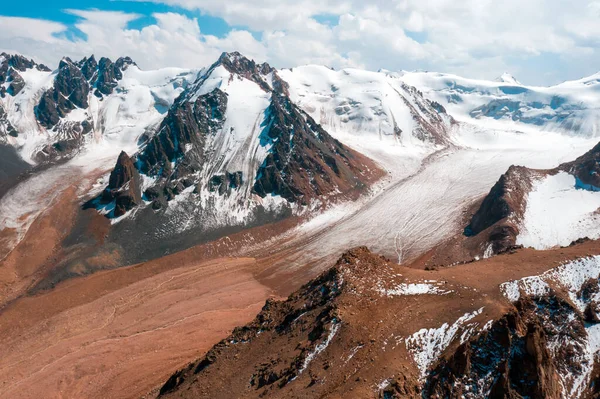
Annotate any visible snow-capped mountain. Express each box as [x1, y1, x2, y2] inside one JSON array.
[[0, 52, 195, 164], [77, 52, 383, 263], [4, 50, 600, 399], [2, 50, 599, 265], [279, 65, 453, 153], [402, 70, 600, 136]]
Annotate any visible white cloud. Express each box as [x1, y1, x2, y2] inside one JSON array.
[[0, 16, 65, 43], [0, 1, 599, 85]]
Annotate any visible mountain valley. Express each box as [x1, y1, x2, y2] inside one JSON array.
[[0, 50, 600, 398]]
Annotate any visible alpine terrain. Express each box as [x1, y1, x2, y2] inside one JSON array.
[[1, 48, 600, 399]]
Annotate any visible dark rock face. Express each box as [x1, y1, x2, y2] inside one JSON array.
[[466, 166, 519, 236], [6, 69, 25, 96], [561, 141, 600, 190], [100, 151, 142, 217], [253, 94, 370, 204], [93, 56, 135, 97], [138, 88, 227, 178], [77, 55, 98, 81], [36, 58, 90, 129], [422, 293, 588, 399], [464, 165, 534, 255], [0, 103, 18, 138], [0, 53, 50, 98]]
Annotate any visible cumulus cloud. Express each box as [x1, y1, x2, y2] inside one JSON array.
[[0, 1, 599, 85]]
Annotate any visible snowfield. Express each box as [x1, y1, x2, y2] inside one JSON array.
[[402, 70, 600, 137], [517, 172, 600, 249]]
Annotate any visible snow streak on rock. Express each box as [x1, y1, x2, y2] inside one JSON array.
[[405, 307, 484, 378]]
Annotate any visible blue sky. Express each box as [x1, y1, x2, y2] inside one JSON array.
[[2, 0, 236, 39], [0, 0, 599, 85]]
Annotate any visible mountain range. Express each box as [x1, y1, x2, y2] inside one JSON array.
[[1, 50, 600, 399]]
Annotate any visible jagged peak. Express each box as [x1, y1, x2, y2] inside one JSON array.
[[495, 72, 521, 85], [185, 51, 282, 98], [115, 56, 136, 70], [215, 51, 274, 76], [0, 52, 50, 72], [58, 57, 76, 69], [74, 55, 135, 73]]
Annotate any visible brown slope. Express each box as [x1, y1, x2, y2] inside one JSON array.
[[158, 240, 600, 399]]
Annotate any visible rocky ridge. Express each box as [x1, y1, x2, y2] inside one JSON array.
[[158, 247, 600, 399]]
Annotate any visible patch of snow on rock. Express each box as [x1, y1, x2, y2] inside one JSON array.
[[405, 307, 483, 378], [380, 282, 452, 296]]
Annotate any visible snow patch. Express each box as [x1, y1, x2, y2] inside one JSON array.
[[380, 282, 452, 296], [517, 172, 600, 249]]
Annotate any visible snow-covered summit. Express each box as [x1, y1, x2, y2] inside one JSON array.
[[494, 72, 521, 85], [402, 70, 600, 136]]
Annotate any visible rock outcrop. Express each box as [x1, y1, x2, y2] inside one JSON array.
[[158, 247, 393, 398], [464, 165, 536, 254], [36, 57, 90, 128], [31, 55, 135, 162], [0, 103, 18, 138], [100, 151, 142, 217], [421, 298, 566, 399], [253, 93, 370, 204]]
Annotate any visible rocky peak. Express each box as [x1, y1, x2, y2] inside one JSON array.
[[252, 93, 373, 204], [77, 55, 98, 81], [460, 165, 537, 257], [36, 57, 90, 128], [92, 56, 135, 97], [115, 56, 136, 71], [213, 51, 282, 93], [0, 53, 50, 97], [109, 151, 138, 189], [101, 151, 142, 217], [159, 247, 390, 397], [465, 165, 531, 236], [0, 52, 50, 72]]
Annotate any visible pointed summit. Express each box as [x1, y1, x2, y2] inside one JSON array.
[[495, 72, 521, 85]]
